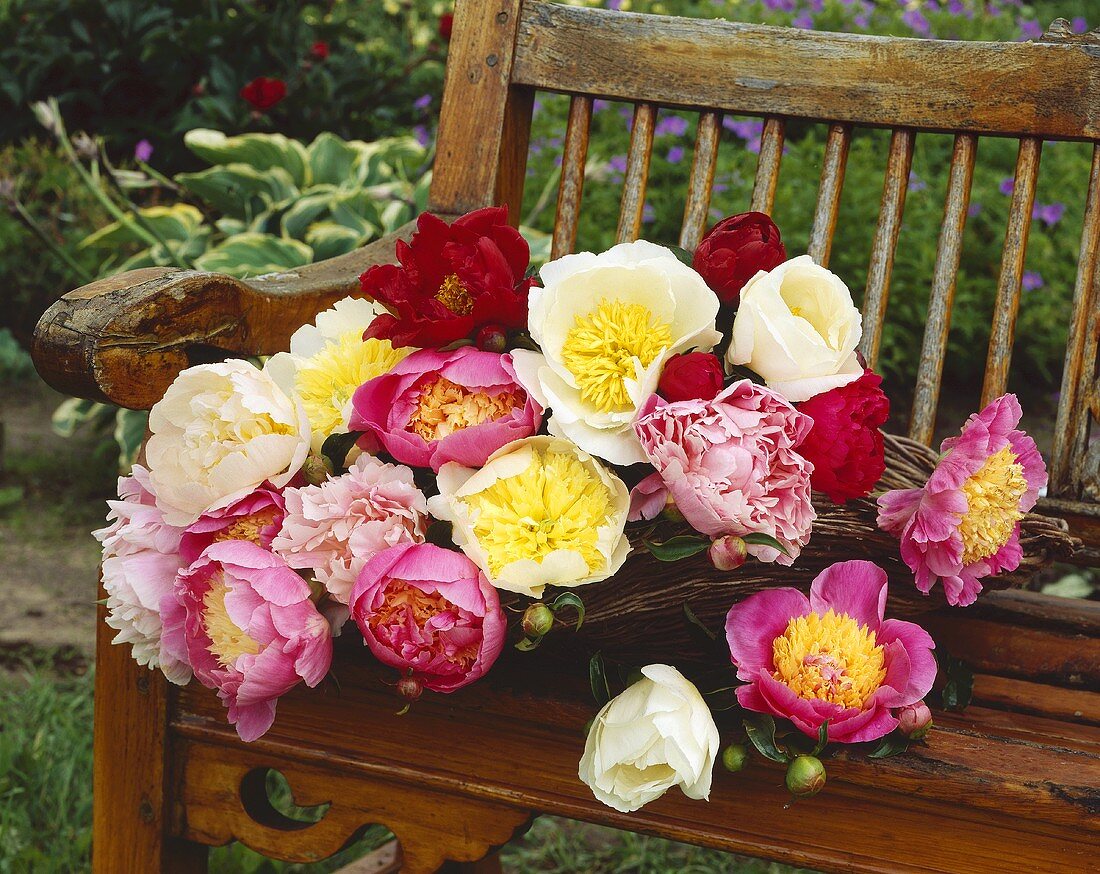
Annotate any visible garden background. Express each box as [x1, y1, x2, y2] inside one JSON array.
[[0, 0, 1096, 871]]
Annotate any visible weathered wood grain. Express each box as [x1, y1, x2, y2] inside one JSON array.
[[551, 94, 593, 259], [616, 103, 656, 243], [807, 122, 851, 266], [750, 117, 785, 214], [679, 111, 722, 250]]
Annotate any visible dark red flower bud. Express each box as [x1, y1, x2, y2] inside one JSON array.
[[658, 352, 724, 402], [475, 324, 508, 353], [310, 40, 330, 61], [396, 675, 423, 703], [239, 77, 287, 111], [692, 211, 786, 305], [191, 81, 206, 97], [439, 12, 454, 40]]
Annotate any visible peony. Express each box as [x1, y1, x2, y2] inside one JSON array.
[[146, 361, 311, 526], [512, 240, 721, 465], [360, 207, 534, 348], [180, 485, 285, 565], [725, 560, 937, 743], [877, 394, 1046, 607], [266, 296, 411, 452], [350, 347, 542, 472], [428, 436, 631, 598], [271, 454, 429, 604], [161, 541, 332, 741], [93, 465, 191, 685], [727, 255, 863, 402], [579, 664, 719, 813], [657, 351, 725, 402], [797, 369, 889, 503], [349, 543, 506, 692], [631, 380, 816, 565], [692, 211, 787, 305]]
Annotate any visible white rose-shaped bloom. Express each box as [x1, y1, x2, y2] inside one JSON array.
[[146, 361, 311, 525], [727, 254, 863, 402], [579, 664, 720, 813], [427, 436, 630, 599], [512, 241, 721, 465]]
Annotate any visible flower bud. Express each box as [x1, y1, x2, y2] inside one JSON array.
[[660, 496, 685, 524], [785, 755, 826, 798], [521, 603, 554, 638], [658, 351, 725, 402], [301, 453, 334, 486], [396, 674, 423, 703], [721, 743, 748, 773], [475, 324, 508, 353], [896, 700, 933, 740], [709, 535, 747, 571]]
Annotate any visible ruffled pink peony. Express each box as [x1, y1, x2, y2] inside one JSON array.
[[93, 465, 191, 684], [631, 380, 816, 565], [180, 485, 286, 565], [877, 394, 1046, 607], [271, 454, 429, 604], [725, 560, 936, 743], [161, 540, 332, 741], [350, 543, 506, 692], [350, 347, 542, 472]]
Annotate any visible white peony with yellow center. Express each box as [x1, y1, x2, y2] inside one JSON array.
[[512, 241, 721, 465]]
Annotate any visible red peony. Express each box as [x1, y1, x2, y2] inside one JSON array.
[[797, 369, 889, 503], [360, 207, 534, 348], [309, 41, 330, 61], [240, 77, 287, 111], [658, 352, 724, 402], [439, 12, 454, 40], [692, 211, 786, 305]]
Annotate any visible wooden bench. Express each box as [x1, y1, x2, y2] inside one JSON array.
[[32, 3, 1100, 871]]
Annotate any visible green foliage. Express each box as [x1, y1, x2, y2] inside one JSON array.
[[0, 328, 33, 381]]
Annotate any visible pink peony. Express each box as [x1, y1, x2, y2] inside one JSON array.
[[271, 454, 429, 604], [350, 347, 542, 472], [93, 465, 191, 685], [725, 560, 937, 743], [161, 540, 332, 742], [877, 394, 1046, 606], [350, 542, 506, 692], [180, 485, 286, 565], [631, 380, 816, 565]]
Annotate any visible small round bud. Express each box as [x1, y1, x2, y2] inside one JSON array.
[[521, 603, 554, 638], [785, 755, 826, 798], [475, 325, 509, 353], [301, 454, 334, 486], [721, 743, 748, 773], [896, 700, 933, 740], [396, 675, 423, 703], [709, 535, 747, 571]]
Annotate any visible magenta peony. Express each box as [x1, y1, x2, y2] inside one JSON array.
[[349, 542, 506, 692], [877, 394, 1046, 606], [161, 540, 332, 741], [180, 485, 286, 565], [725, 560, 936, 743], [631, 380, 816, 565], [350, 347, 542, 472]]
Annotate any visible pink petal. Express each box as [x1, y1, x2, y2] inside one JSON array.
[[879, 618, 937, 705], [808, 560, 887, 630], [725, 588, 810, 680]]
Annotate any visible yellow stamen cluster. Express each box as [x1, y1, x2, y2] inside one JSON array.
[[435, 273, 474, 315], [368, 580, 476, 667], [202, 575, 261, 668], [213, 508, 281, 546], [772, 610, 886, 710], [407, 376, 524, 442], [957, 446, 1027, 564], [559, 298, 672, 412], [462, 448, 615, 576]]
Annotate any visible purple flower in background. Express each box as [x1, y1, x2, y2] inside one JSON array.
[[986, 3, 1001, 18], [532, 98, 544, 114], [1073, 17, 1088, 34], [667, 146, 685, 164], [608, 155, 628, 181], [947, 0, 965, 12], [1018, 18, 1043, 40], [134, 139, 153, 162], [809, 0, 824, 12], [593, 99, 611, 113], [642, 203, 656, 223], [656, 115, 689, 137], [713, 182, 729, 194], [902, 9, 931, 35], [853, 13, 870, 28], [908, 171, 927, 192], [709, 207, 724, 221], [413, 125, 431, 147], [607, 0, 623, 10], [1022, 270, 1044, 291], [414, 94, 432, 111], [999, 177, 1015, 196], [793, 11, 814, 28], [1034, 202, 1065, 227], [763, 0, 796, 11], [968, 202, 983, 218]]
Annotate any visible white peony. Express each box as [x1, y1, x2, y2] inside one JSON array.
[[579, 664, 720, 813], [146, 361, 311, 525], [512, 241, 721, 465], [726, 254, 863, 402]]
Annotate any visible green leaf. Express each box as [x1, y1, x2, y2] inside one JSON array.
[[184, 129, 311, 187], [51, 398, 112, 437], [280, 189, 338, 240], [868, 732, 910, 759], [589, 652, 610, 706], [78, 204, 205, 249], [550, 592, 585, 630], [668, 245, 695, 267], [643, 534, 710, 562], [193, 233, 312, 278], [811, 720, 829, 756], [308, 132, 365, 186], [683, 603, 717, 641], [742, 532, 791, 557], [320, 431, 363, 475], [743, 714, 791, 764], [113, 409, 148, 474], [0, 485, 24, 512], [176, 165, 297, 219], [514, 637, 541, 652], [305, 221, 366, 261], [937, 651, 974, 712]]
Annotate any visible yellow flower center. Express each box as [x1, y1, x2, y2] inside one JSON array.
[[957, 446, 1027, 564], [772, 610, 886, 710], [435, 273, 474, 315], [294, 330, 409, 440], [213, 508, 281, 546], [407, 376, 524, 442], [368, 580, 478, 668], [202, 575, 261, 668], [462, 448, 616, 576], [559, 298, 672, 412]]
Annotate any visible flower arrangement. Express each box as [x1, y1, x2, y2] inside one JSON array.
[[95, 206, 1068, 808]]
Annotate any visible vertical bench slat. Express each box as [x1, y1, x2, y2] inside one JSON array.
[[616, 103, 657, 243], [750, 117, 786, 214], [1051, 143, 1100, 495], [679, 111, 723, 250], [807, 123, 852, 266], [909, 133, 978, 445], [551, 95, 594, 260], [860, 129, 915, 368], [981, 137, 1042, 405]]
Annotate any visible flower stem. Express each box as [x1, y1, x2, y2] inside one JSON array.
[[7, 195, 93, 284]]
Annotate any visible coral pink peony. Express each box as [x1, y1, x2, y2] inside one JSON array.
[[94, 465, 191, 684], [271, 454, 429, 604], [725, 560, 936, 743], [161, 541, 332, 741], [350, 543, 506, 692], [631, 380, 816, 565], [350, 347, 542, 472], [877, 394, 1046, 606], [180, 485, 286, 565]]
